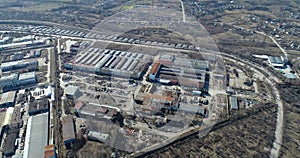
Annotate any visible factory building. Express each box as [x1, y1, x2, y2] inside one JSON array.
[[61, 115, 76, 144], [1, 125, 19, 157], [87, 131, 109, 143], [0, 91, 16, 108], [24, 113, 49, 158], [268, 56, 285, 69], [0, 59, 38, 72], [65, 85, 81, 99], [0, 73, 18, 89], [0, 72, 37, 91], [12, 35, 35, 43], [0, 39, 45, 51], [28, 98, 49, 116], [178, 103, 206, 116], [16, 71, 37, 86], [65, 48, 151, 79], [149, 62, 161, 81], [229, 96, 238, 110], [148, 55, 208, 89]]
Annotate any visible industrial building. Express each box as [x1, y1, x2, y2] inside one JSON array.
[[1, 125, 19, 157], [61, 115, 76, 144], [268, 56, 285, 69], [178, 103, 206, 116], [0, 59, 38, 72], [87, 131, 109, 143], [133, 84, 156, 104], [16, 71, 37, 86], [0, 71, 37, 90], [24, 113, 49, 158], [28, 98, 49, 116], [229, 96, 238, 110], [65, 48, 151, 79], [0, 39, 45, 51], [148, 55, 208, 89], [12, 35, 35, 43], [0, 73, 18, 89], [65, 85, 81, 99], [0, 91, 16, 108], [44, 144, 57, 158]]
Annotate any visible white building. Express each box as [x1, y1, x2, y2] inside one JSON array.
[[0, 91, 16, 107], [268, 56, 285, 69], [65, 85, 81, 98]]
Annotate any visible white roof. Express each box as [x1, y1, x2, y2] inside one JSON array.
[[0, 91, 16, 105], [23, 113, 49, 158], [1, 59, 37, 68], [18, 71, 36, 80], [65, 85, 79, 95]]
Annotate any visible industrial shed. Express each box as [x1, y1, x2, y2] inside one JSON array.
[[28, 98, 49, 116], [61, 115, 76, 144], [229, 96, 239, 110], [0, 91, 16, 108], [24, 113, 49, 158]]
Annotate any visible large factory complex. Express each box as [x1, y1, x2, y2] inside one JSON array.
[[0, 33, 215, 157]]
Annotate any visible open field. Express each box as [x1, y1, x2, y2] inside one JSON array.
[[277, 85, 300, 158]]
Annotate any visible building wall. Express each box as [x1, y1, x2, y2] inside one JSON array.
[[16, 78, 37, 86]]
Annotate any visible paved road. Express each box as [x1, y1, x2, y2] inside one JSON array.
[[179, 0, 186, 22]]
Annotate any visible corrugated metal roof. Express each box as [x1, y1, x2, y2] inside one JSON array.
[[150, 62, 161, 75], [18, 71, 36, 80], [0, 91, 16, 106], [24, 113, 49, 158], [61, 115, 75, 142], [65, 85, 79, 96]]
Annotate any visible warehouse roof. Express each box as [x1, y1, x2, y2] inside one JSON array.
[[179, 104, 204, 114], [1, 59, 38, 68], [61, 115, 75, 142], [18, 71, 36, 80], [229, 96, 238, 110], [0, 73, 18, 81], [2, 125, 18, 156], [65, 85, 79, 96], [24, 113, 49, 158], [150, 62, 161, 75], [87, 131, 109, 143], [0, 91, 16, 106], [268, 56, 284, 64]]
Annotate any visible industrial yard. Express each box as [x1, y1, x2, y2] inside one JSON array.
[[0, 0, 299, 158]]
